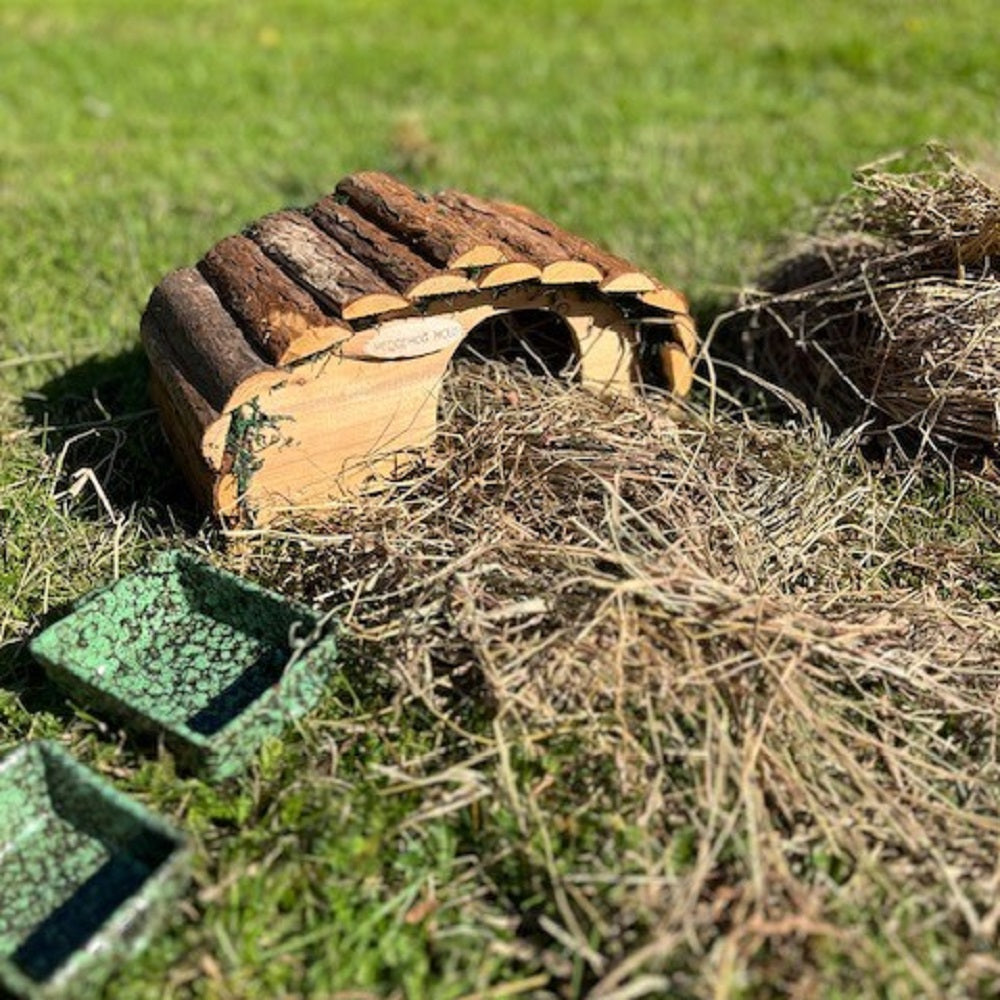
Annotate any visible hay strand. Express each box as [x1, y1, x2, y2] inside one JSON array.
[[738, 146, 1000, 450]]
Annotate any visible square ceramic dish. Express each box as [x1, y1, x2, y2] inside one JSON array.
[[0, 741, 189, 1000], [30, 551, 338, 778]]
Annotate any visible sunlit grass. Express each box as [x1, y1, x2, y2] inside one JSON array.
[[2, 1, 1000, 996]]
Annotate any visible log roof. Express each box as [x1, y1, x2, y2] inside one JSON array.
[[142, 171, 695, 418], [177, 172, 690, 366]]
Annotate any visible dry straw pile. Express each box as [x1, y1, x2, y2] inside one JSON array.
[[737, 147, 1000, 451], [239, 333, 1000, 994]]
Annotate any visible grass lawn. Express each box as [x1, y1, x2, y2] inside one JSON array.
[[2, 1, 1000, 996]]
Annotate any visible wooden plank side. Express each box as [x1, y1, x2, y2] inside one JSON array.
[[309, 197, 474, 298], [335, 171, 506, 269], [141, 268, 281, 414], [198, 234, 351, 365], [248, 210, 408, 320], [217, 349, 452, 521]]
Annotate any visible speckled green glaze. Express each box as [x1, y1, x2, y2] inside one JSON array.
[[29, 551, 339, 779], [0, 741, 189, 1000]]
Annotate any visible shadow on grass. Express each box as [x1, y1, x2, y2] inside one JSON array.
[[0, 606, 76, 726], [0, 624, 179, 773], [23, 347, 203, 532], [685, 292, 779, 414]]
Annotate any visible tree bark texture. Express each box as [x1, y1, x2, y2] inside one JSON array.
[[199, 234, 350, 364]]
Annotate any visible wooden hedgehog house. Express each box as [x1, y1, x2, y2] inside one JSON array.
[[141, 172, 697, 524]]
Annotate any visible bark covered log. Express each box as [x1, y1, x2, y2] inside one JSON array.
[[248, 211, 408, 320], [438, 190, 601, 284], [140, 267, 280, 413], [148, 373, 217, 508], [309, 197, 474, 298], [336, 171, 506, 268], [141, 317, 223, 466], [198, 234, 350, 364]]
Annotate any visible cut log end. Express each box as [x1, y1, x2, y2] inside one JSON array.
[[659, 342, 694, 397], [451, 246, 507, 269], [539, 261, 603, 284], [269, 313, 352, 363], [341, 292, 411, 320], [260, 319, 347, 366], [477, 261, 543, 288], [599, 271, 658, 294], [671, 313, 698, 359], [640, 286, 690, 314], [408, 271, 478, 298]]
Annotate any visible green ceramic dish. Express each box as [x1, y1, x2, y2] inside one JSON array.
[[0, 741, 189, 1000], [30, 551, 338, 779]]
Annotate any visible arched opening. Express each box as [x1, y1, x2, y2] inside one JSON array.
[[450, 309, 579, 380]]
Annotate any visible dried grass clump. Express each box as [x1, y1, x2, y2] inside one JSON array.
[[240, 355, 1000, 995], [739, 147, 1000, 449]]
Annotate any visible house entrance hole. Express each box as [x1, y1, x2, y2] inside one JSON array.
[[450, 309, 578, 380]]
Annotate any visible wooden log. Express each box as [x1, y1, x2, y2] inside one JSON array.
[[438, 190, 601, 285], [141, 318, 227, 471], [476, 260, 544, 288], [336, 171, 506, 269], [198, 234, 351, 365], [309, 197, 475, 299], [639, 286, 690, 314], [248, 211, 409, 320], [671, 313, 698, 359], [489, 196, 656, 291], [140, 268, 282, 414], [659, 342, 693, 396], [149, 373, 216, 509]]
